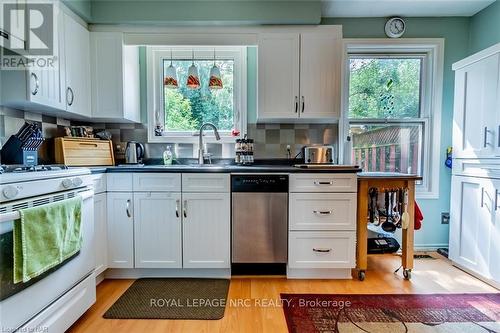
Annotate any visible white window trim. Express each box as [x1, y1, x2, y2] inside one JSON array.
[[146, 46, 247, 144], [340, 38, 444, 199]]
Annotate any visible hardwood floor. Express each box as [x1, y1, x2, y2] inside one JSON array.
[[68, 253, 498, 333]]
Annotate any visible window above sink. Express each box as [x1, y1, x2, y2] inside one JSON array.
[[146, 46, 247, 143]]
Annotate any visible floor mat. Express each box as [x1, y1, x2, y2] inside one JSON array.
[[103, 278, 230, 320], [281, 293, 500, 333]]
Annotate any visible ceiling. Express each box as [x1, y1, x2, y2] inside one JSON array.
[[321, 0, 496, 17]]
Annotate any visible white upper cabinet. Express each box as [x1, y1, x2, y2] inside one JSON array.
[[299, 32, 342, 119], [258, 33, 300, 120], [257, 27, 342, 122], [90, 32, 141, 122], [0, 5, 91, 119], [452, 44, 500, 159], [63, 11, 91, 117]]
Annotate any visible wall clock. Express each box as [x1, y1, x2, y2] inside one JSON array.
[[385, 17, 406, 38]]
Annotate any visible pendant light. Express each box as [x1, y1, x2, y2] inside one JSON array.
[[209, 49, 223, 90], [186, 50, 200, 89], [164, 49, 178, 89]]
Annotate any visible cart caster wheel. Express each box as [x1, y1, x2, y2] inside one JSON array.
[[358, 271, 365, 281], [403, 269, 412, 280]]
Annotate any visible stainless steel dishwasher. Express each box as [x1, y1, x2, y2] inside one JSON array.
[[231, 174, 288, 264]]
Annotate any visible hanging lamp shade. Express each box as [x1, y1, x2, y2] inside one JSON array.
[[186, 50, 200, 89], [164, 63, 178, 89], [209, 65, 223, 90], [164, 50, 178, 89], [186, 63, 200, 89]]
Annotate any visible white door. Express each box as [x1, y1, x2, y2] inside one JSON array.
[[182, 193, 230, 269], [93, 193, 107, 275], [63, 12, 90, 117], [453, 53, 500, 158], [28, 8, 65, 110], [449, 176, 492, 278], [257, 33, 300, 120], [106, 192, 134, 268], [489, 179, 500, 283], [134, 192, 182, 268], [299, 32, 341, 119]]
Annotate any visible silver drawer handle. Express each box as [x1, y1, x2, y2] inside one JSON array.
[[126, 199, 132, 218], [314, 181, 333, 185], [175, 199, 180, 218], [30, 72, 39, 95], [313, 210, 332, 215], [313, 248, 332, 253], [183, 200, 187, 218]]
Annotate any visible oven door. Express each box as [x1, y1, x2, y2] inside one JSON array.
[[0, 189, 95, 331]]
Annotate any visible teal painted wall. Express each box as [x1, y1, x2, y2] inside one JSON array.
[[89, 1, 321, 25], [321, 17, 470, 248], [62, 0, 92, 22], [469, 1, 500, 54]]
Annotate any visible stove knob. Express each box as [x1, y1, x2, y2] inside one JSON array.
[[72, 177, 83, 187], [62, 179, 73, 189], [3, 186, 19, 199]]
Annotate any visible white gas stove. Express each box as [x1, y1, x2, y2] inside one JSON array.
[[0, 164, 91, 202]]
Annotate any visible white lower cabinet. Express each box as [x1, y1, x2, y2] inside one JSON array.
[[106, 192, 134, 268], [289, 231, 355, 269], [134, 192, 182, 268], [288, 173, 357, 279], [182, 192, 231, 269], [450, 175, 500, 285], [94, 192, 108, 275]]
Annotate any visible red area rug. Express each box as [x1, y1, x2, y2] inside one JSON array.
[[280, 293, 500, 333]]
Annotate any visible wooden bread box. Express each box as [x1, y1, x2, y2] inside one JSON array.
[[55, 137, 115, 166]]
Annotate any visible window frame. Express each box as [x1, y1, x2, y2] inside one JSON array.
[[341, 39, 444, 199], [146, 46, 247, 143]]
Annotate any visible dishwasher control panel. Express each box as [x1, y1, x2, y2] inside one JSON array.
[[231, 175, 288, 192]]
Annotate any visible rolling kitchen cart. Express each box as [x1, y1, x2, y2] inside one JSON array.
[[356, 173, 422, 281]]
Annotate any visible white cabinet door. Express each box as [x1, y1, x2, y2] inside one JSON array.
[[299, 32, 341, 119], [453, 53, 500, 158], [258, 33, 300, 120], [94, 193, 108, 275], [182, 193, 230, 268], [106, 192, 134, 268], [489, 179, 500, 283], [63, 12, 90, 117], [449, 176, 492, 279], [90, 32, 123, 119], [134, 192, 182, 268], [28, 8, 65, 110]]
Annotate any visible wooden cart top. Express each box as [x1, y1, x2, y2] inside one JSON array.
[[357, 172, 423, 181]]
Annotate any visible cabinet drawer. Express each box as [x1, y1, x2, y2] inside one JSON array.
[[289, 231, 355, 269], [290, 174, 357, 193], [182, 173, 230, 192], [107, 173, 132, 191], [289, 193, 356, 231], [91, 174, 106, 194], [133, 173, 181, 192]]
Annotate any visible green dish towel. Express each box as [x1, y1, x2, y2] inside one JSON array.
[[13, 196, 83, 284]]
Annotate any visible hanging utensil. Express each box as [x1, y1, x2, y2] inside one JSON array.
[[401, 188, 410, 229], [382, 190, 396, 233]]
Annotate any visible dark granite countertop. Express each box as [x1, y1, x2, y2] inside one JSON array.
[[87, 164, 362, 174]]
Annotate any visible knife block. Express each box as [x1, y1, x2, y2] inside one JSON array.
[[1, 135, 38, 166]]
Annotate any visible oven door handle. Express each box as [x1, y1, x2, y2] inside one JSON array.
[[0, 190, 94, 223]]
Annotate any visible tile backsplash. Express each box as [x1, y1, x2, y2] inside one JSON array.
[[1, 108, 338, 163]]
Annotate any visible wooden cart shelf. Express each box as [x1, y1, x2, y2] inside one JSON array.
[[356, 172, 422, 281]]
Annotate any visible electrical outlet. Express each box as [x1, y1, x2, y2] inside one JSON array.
[[441, 212, 450, 224]]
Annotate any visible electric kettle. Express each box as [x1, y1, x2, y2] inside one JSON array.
[[125, 141, 145, 164]]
